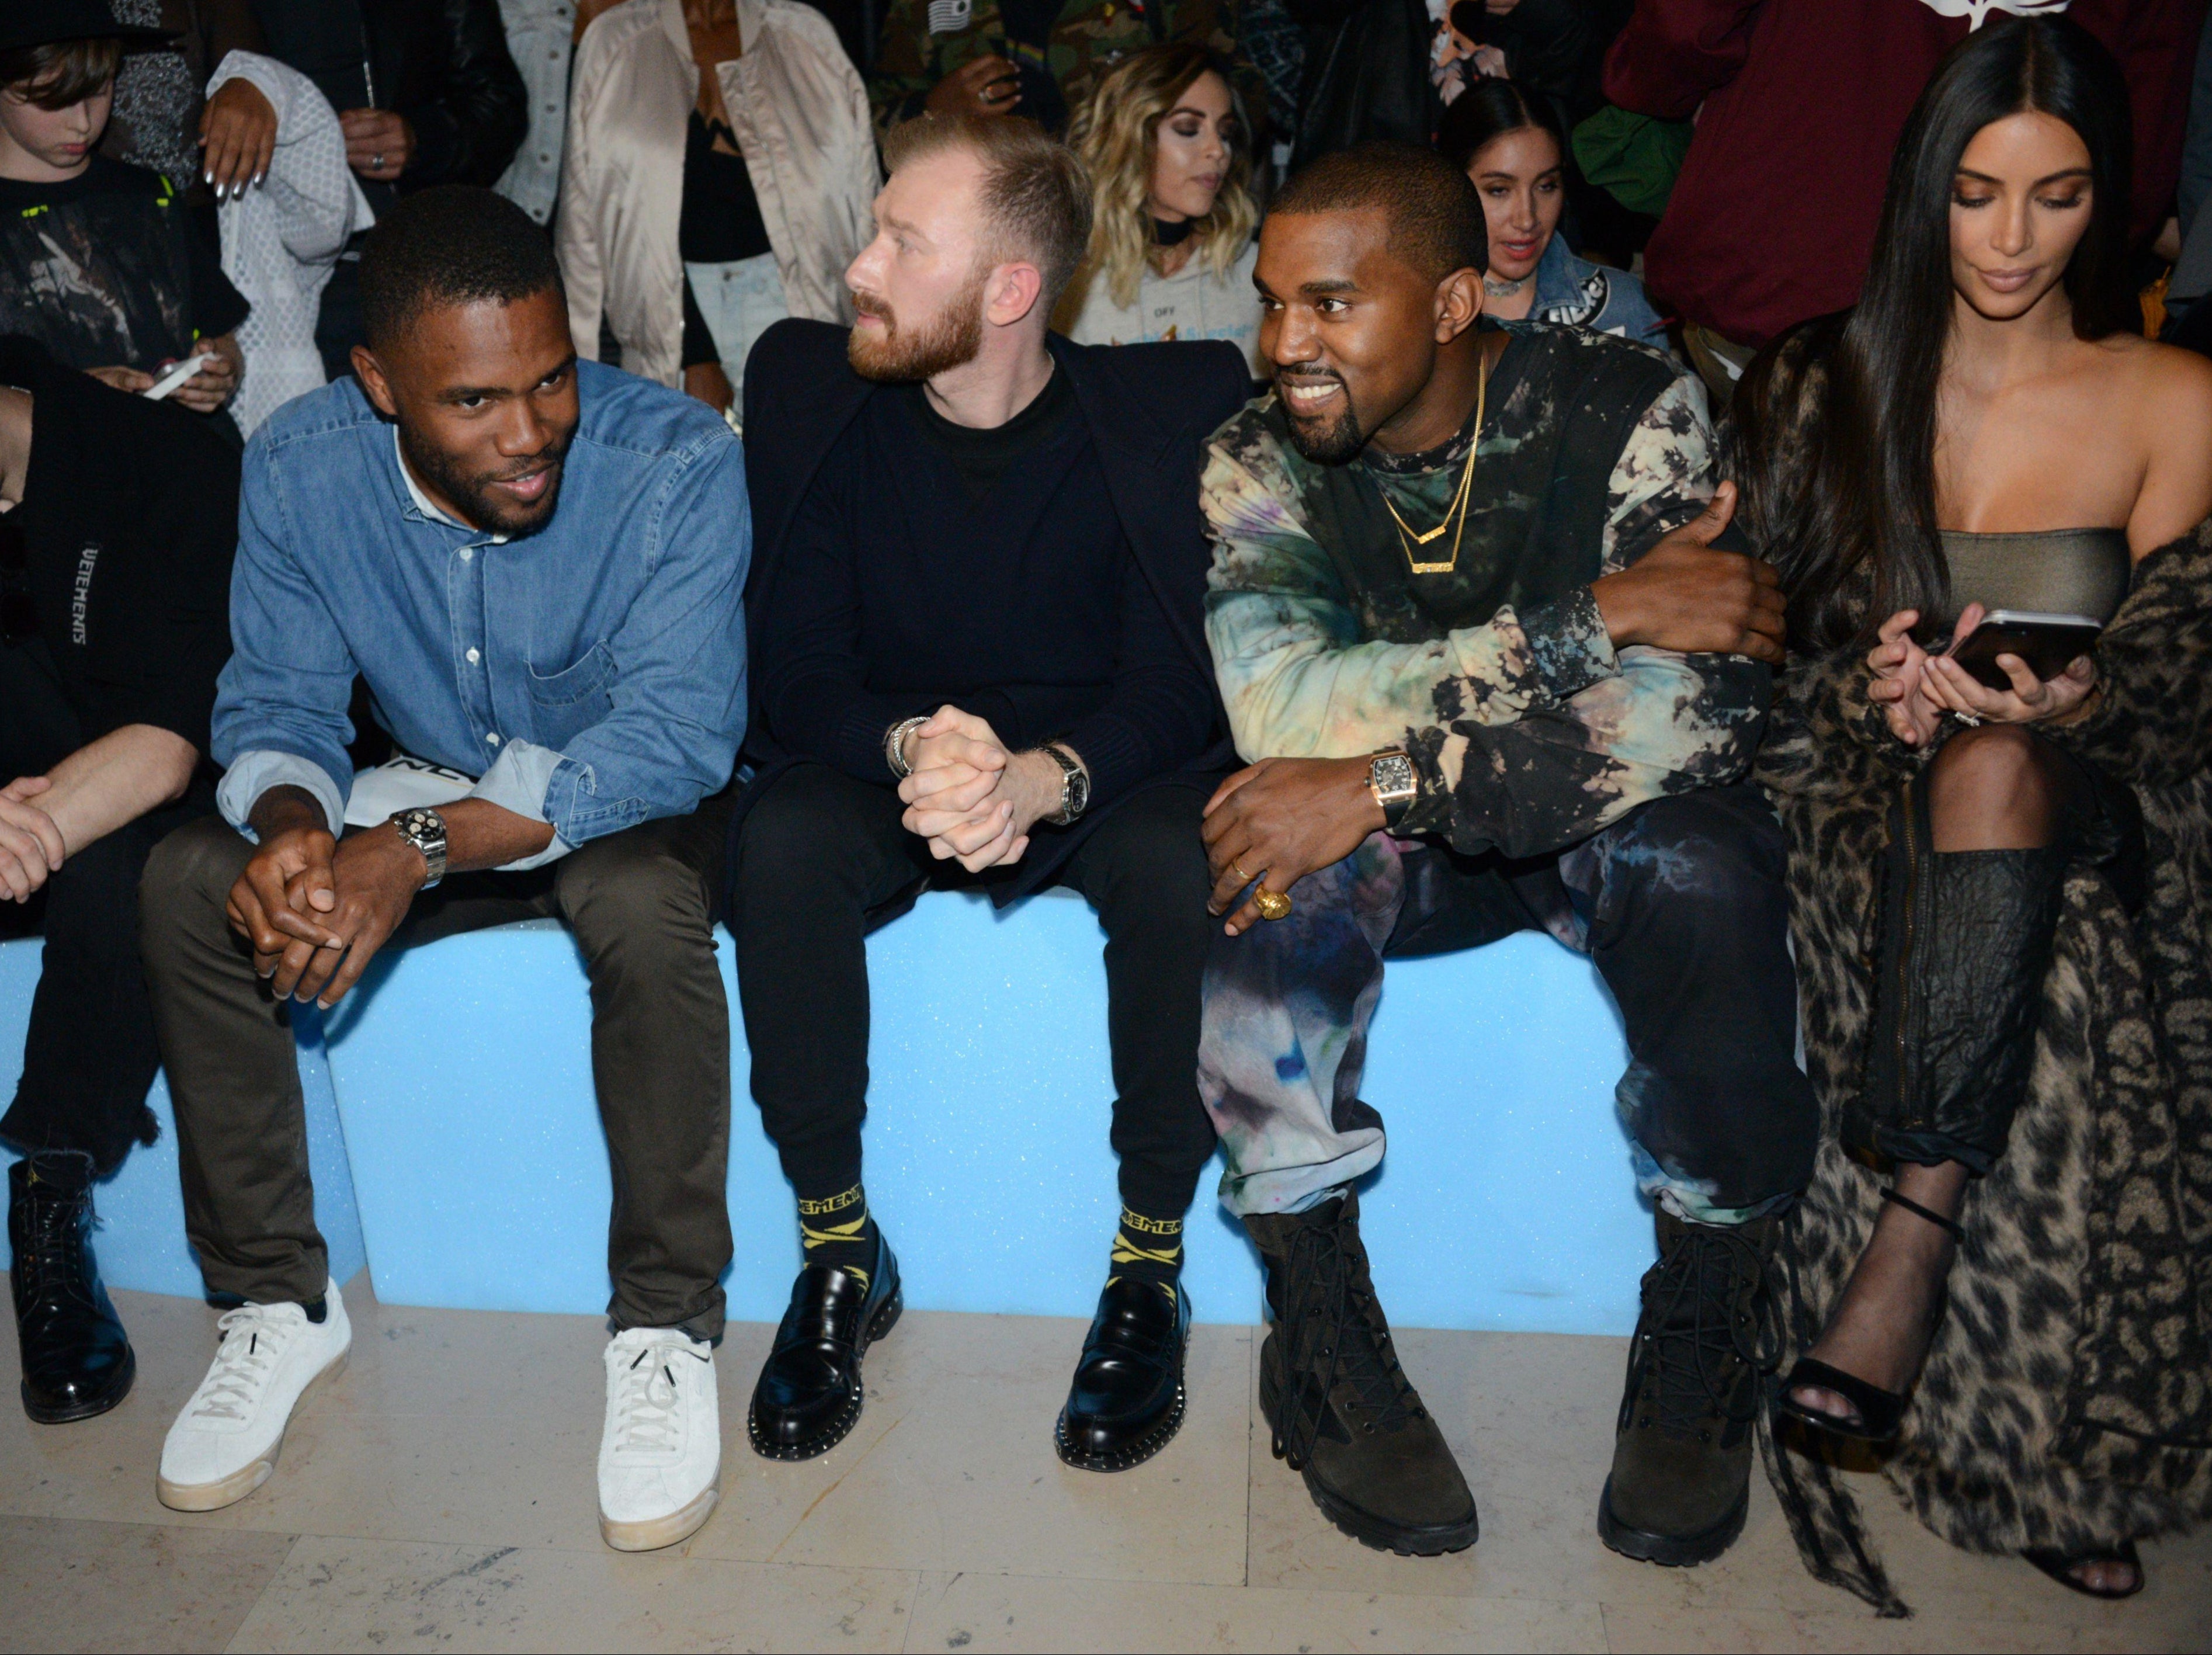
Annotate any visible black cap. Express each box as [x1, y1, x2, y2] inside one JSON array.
[[0, 2, 175, 54]]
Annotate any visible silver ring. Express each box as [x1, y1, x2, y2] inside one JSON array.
[[1953, 710, 1982, 727]]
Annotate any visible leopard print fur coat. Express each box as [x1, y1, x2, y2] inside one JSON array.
[[1748, 523, 2212, 1615]]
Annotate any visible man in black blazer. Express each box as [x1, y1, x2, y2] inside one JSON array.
[[730, 113, 1246, 1473]]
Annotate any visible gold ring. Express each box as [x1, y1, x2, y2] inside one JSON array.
[[1253, 887, 1293, 922], [1232, 860, 1254, 884]]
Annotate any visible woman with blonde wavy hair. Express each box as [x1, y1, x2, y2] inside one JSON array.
[[1059, 43, 1263, 373]]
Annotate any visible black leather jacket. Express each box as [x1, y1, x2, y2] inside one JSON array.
[[253, 0, 527, 191]]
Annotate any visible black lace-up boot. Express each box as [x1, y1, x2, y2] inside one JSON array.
[[1245, 1189, 1478, 1556], [1598, 1210, 1778, 1566], [10, 1151, 135, 1424]]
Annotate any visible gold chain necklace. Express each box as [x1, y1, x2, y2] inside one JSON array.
[[1380, 354, 1489, 576]]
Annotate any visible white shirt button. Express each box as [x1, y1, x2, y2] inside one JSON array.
[[466, 647, 481, 664], [459, 546, 474, 561], [487, 732, 501, 746]]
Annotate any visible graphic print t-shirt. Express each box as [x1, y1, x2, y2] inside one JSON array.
[[0, 157, 248, 373]]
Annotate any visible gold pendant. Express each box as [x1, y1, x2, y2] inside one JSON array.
[[1404, 556, 1459, 575]]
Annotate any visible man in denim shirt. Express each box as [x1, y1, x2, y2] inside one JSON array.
[[137, 189, 749, 1553]]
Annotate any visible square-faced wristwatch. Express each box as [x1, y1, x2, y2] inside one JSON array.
[[1369, 750, 1418, 829], [388, 806, 449, 889]]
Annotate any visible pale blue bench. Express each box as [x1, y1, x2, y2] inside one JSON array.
[[2, 891, 1654, 1334]]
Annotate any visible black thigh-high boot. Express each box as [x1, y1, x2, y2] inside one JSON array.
[[1855, 777, 2072, 1173]]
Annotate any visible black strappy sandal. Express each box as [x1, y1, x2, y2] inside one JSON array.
[[2022, 1539, 2145, 1600], [1775, 1188, 1966, 1447]]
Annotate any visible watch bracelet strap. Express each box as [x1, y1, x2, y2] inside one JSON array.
[[1041, 741, 1084, 824], [1378, 790, 1412, 831]]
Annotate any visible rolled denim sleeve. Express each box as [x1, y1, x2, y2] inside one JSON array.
[[466, 738, 574, 868], [216, 748, 346, 838], [536, 432, 751, 844], [210, 438, 360, 831]]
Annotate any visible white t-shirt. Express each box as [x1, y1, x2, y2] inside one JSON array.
[[1064, 238, 1264, 375]]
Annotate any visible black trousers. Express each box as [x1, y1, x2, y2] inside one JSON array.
[[728, 763, 1221, 1217], [0, 638, 215, 1173]]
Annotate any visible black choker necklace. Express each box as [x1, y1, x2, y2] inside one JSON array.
[[1152, 216, 1194, 247]]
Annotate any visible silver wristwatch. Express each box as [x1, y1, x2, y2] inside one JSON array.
[[388, 806, 449, 889], [884, 715, 930, 779], [1369, 750, 1418, 830], [1039, 743, 1090, 826]]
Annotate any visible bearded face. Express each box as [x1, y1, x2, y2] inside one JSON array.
[[846, 265, 991, 383]]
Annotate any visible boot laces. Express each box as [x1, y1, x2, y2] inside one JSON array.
[[1277, 1215, 1419, 1469], [609, 1334, 707, 1459], [15, 1184, 90, 1299], [1629, 1225, 1775, 1439]]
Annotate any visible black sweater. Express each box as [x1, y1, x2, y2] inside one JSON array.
[[734, 320, 1250, 898]]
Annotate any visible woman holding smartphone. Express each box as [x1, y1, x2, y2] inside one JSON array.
[[1731, 18, 2212, 1605]]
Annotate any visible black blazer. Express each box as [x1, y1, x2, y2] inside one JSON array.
[[730, 317, 1249, 898]]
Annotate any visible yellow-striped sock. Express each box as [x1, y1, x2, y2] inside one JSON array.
[[798, 1184, 877, 1289], [1109, 1208, 1183, 1304]]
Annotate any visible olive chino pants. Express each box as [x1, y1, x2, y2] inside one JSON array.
[[138, 799, 736, 1338]]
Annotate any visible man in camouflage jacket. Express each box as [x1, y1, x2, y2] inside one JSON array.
[[1192, 144, 1817, 1572], [867, 0, 1267, 141]]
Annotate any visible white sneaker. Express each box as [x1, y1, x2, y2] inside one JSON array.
[[598, 1327, 720, 1551], [157, 1291, 352, 1511]]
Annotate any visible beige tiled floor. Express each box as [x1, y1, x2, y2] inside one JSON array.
[[1, 1281, 2204, 1654]]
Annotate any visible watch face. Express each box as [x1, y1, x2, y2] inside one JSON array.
[[1373, 754, 1416, 798]]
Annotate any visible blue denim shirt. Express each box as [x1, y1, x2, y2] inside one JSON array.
[[1528, 237, 1668, 349], [213, 359, 750, 859]]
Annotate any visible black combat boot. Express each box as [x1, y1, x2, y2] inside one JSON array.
[[1598, 1210, 1777, 1566], [1246, 1189, 1478, 1556], [748, 1229, 902, 1460], [11, 1151, 136, 1424]]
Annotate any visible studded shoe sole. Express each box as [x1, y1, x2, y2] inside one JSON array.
[[155, 1347, 349, 1513], [22, 1344, 135, 1425], [1053, 1377, 1187, 1473], [1259, 1365, 1480, 1558], [1596, 1473, 1748, 1567], [747, 1286, 904, 1462]]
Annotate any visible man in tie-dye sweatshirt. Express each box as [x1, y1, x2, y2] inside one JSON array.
[[1189, 144, 1818, 1573]]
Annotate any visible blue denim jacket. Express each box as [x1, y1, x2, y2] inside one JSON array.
[[1529, 236, 1668, 349], [213, 360, 750, 859]]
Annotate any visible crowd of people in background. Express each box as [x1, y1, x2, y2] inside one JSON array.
[[4, 0, 2212, 1623]]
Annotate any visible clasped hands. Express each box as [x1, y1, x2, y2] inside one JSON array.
[[227, 791, 430, 1011], [1866, 603, 2096, 747], [894, 706, 1071, 873]]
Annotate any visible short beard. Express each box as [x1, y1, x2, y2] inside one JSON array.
[[847, 272, 988, 383], [399, 424, 571, 539], [1280, 398, 1367, 466]]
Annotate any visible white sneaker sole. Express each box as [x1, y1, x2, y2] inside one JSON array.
[[155, 1345, 349, 1513], [599, 1479, 720, 1553]]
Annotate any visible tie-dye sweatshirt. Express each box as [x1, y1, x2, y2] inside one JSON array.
[[1199, 324, 1769, 859]]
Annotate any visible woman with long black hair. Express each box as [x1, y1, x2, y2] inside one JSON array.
[[1732, 16, 2212, 1607]]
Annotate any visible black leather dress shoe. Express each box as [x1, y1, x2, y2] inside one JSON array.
[[11, 1153, 136, 1425], [1054, 1276, 1191, 1472], [748, 1234, 902, 1460]]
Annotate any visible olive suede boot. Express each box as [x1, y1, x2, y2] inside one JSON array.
[[1246, 1190, 1478, 1556], [1598, 1210, 1778, 1567]]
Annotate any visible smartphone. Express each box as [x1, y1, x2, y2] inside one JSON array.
[[1944, 610, 2103, 690], [142, 353, 213, 402]]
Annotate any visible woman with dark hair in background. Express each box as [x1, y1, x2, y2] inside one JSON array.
[[1733, 17, 2212, 1607], [1436, 77, 1663, 346]]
